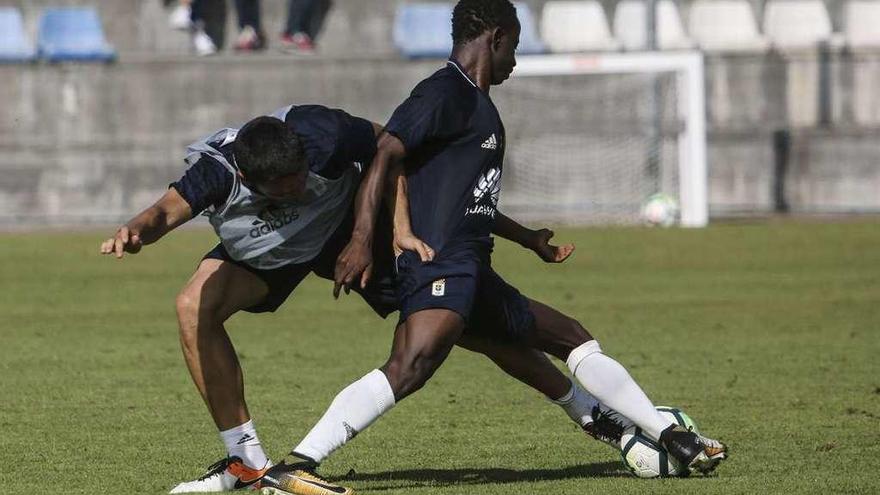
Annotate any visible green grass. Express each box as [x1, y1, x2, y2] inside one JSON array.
[[1, 220, 878, 494]]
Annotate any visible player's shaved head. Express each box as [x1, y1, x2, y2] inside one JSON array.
[[451, 0, 518, 45], [233, 116, 307, 184]]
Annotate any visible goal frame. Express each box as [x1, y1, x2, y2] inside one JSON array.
[[511, 51, 708, 227]]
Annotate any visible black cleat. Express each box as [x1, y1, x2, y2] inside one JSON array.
[[660, 425, 728, 475]]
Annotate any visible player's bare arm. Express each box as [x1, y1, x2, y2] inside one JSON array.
[[333, 131, 404, 297], [492, 211, 574, 263], [100, 187, 193, 259], [387, 158, 434, 261]]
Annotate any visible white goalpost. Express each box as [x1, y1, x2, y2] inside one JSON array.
[[500, 51, 708, 227]]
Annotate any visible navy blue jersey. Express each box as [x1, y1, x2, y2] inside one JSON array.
[[171, 105, 377, 216], [385, 60, 506, 258]]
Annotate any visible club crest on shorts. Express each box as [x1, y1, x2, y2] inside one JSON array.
[[432, 279, 446, 296]]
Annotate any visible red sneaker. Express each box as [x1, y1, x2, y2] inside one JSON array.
[[280, 32, 315, 54]]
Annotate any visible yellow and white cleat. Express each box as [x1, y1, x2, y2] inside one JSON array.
[[259, 459, 353, 495]]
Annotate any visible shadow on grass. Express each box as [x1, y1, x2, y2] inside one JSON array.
[[341, 461, 629, 491]]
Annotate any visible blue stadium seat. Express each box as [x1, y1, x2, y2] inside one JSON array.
[[514, 3, 546, 54], [37, 7, 116, 62], [0, 7, 36, 62], [393, 3, 454, 58]]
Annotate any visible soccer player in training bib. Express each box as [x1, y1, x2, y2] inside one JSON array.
[[101, 103, 644, 493], [260, 2, 727, 493]]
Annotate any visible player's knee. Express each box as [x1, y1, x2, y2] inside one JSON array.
[[175, 286, 224, 332], [175, 288, 200, 321], [383, 352, 440, 400], [568, 317, 593, 342], [542, 317, 593, 361], [175, 285, 224, 321]]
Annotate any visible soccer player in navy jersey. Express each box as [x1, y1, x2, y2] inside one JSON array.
[[101, 103, 637, 493], [261, 2, 727, 493]]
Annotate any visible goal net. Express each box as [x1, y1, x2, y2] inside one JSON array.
[[496, 52, 707, 227]]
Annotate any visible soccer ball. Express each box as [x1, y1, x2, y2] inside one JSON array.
[[640, 193, 679, 227], [620, 406, 700, 478]]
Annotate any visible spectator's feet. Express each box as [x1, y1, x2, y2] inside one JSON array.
[[192, 27, 218, 56], [169, 2, 192, 30], [235, 26, 267, 52], [280, 32, 315, 54]]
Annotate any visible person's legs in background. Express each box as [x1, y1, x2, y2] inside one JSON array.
[[234, 0, 266, 51], [189, 0, 224, 56], [281, 0, 318, 53]]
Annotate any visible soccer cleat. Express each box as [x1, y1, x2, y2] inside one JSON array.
[[259, 458, 352, 495], [659, 425, 728, 475], [583, 405, 633, 450], [169, 456, 269, 493]]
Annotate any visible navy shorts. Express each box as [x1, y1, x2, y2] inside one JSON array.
[[395, 248, 536, 341], [204, 210, 398, 316]]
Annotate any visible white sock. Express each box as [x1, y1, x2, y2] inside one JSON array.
[[220, 420, 269, 469], [292, 369, 396, 463], [550, 379, 599, 428], [566, 340, 673, 440]]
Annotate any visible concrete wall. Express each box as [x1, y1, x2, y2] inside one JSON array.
[[2, 53, 880, 225], [0, 57, 437, 225], [2, 0, 880, 225]]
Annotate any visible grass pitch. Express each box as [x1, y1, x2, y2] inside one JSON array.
[[1, 220, 878, 494]]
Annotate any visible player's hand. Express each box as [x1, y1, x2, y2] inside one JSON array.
[[333, 239, 373, 298], [100, 226, 142, 259], [529, 228, 574, 263], [393, 232, 435, 262]]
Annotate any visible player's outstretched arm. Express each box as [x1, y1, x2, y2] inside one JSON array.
[[492, 211, 575, 263], [100, 188, 193, 259], [386, 159, 434, 262], [333, 132, 405, 297]]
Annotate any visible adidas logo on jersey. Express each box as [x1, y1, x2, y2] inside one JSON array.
[[481, 134, 498, 150]]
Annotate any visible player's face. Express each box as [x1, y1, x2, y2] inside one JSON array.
[[252, 167, 309, 202], [491, 21, 520, 85]]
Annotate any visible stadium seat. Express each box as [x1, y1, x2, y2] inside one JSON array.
[[845, 1, 880, 48], [612, 0, 692, 51], [0, 7, 36, 62], [513, 2, 546, 54], [763, 0, 834, 49], [37, 7, 116, 62], [393, 3, 454, 58], [541, 1, 619, 52], [688, 0, 768, 51]]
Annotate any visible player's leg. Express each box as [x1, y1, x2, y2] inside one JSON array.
[[171, 257, 273, 492], [456, 335, 631, 449], [261, 310, 464, 495], [457, 334, 568, 397], [176, 258, 265, 427], [292, 309, 463, 461], [524, 298, 727, 473]]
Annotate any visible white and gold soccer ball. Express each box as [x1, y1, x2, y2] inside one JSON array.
[[640, 193, 679, 227], [620, 406, 700, 478]]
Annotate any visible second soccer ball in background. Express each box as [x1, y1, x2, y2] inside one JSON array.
[[640, 193, 680, 227]]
